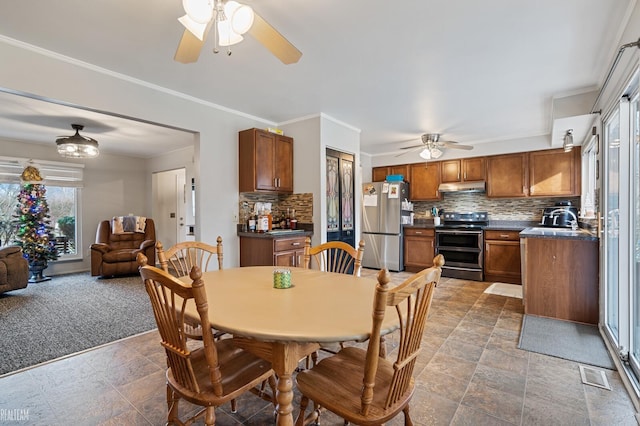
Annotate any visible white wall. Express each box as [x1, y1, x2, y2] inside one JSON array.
[[0, 39, 273, 269], [281, 114, 361, 246]]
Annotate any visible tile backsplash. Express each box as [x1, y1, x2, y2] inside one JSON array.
[[413, 192, 581, 221], [239, 193, 313, 223]]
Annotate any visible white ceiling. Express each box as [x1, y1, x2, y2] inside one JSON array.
[[0, 0, 635, 158]]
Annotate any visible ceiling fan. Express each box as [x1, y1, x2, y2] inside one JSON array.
[[400, 133, 473, 159], [174, 0, 302, 65]]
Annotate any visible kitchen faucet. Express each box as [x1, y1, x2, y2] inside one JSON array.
[[550, 208, 579, 230]]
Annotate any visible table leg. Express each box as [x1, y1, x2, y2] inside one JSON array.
[[271, 342, 319, 426]]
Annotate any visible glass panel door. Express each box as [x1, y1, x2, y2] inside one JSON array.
[[605, 108, 621, 341], [630, 94, 640, 376]]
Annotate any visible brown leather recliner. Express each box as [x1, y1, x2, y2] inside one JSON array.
[[90, 218, 156, 277], [0, 246, 29, 293]]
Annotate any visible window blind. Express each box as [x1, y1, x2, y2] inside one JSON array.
[[0, 157, 84, 188]]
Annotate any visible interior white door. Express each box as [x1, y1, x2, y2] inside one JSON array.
[[152, 168, 186, 249]]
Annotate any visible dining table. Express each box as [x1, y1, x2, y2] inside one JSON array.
[[181, 265, 399, 426]]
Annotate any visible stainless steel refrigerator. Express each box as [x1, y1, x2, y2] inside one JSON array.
[[361, 181, 410, 271]]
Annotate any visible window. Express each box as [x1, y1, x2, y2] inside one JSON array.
[[0, 157, 83, 261]]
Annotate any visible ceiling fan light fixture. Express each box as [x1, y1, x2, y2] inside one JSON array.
[[56, 124, 99, 159], [182, 0, 213, 24], [217, 20, 243, 46], [230, 3, 254, 34], [178, 14, 209, 40], [431, 148, 443, 159], [419, 148, 432, 160]]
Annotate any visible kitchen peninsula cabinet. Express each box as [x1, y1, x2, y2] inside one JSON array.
[[239, 128, 293, 193], [486, 153, 528, 198], [441, 157, 486, 183], [484, 230, 521, 284], [529, 148, 581, 197], [521, 233, 598, 324], [240, 234, 307, 267], [372, 164, 410, 182], [409, 162, 441, 201], [404, 227, 435, 272]]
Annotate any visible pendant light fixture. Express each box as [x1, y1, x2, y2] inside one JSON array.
[[56, 124, 99, 158], [563, 129, 574, 152]]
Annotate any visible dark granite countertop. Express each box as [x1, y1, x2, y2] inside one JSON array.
[[484, 220, 538, 231], [519, 227, 598, 241], [237, 229, 313, 239]]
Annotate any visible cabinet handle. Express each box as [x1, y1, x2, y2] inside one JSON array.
[[291, 242, 301, 246], [500, 234, 510, 238], [464, 172, 467, 180], [415, 231, 422, 234], [458, 172, 460, 180]]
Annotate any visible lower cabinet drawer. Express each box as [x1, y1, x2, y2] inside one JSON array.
[[274, 237, 306, 252]]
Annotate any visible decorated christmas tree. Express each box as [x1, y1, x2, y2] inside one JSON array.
[[14, 166, 58, 282]]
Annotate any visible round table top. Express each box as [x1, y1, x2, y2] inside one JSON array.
[[183, 266, 399, 343]]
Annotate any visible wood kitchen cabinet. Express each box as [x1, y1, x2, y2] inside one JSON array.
[[239, 128, 293, 193], [441, 157, 486, 183], [372, 164, 410, 182], [521, 235, 598, 324], [484, 230, 521, 284], [529, 148, 581, 197], [409, 162, 441, 201], [240, 235, 306, 267], [403, 228, 435, 272], [486, 153, 528, 198]]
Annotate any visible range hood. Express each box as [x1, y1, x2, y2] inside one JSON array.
[[438, 181, 486, 193]]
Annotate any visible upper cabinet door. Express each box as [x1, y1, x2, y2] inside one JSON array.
[[528, 148, 580, 197], [409, 162, 441, 201], [372, 167, 388, 182], [462, 157, 486, 181], [440, 160, 462, 183], [486, 153, 528, 198], [274, 135, 294, 192]]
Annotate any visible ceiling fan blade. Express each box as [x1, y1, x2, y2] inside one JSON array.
[[440, 141, 474, 150], [400, 144, 423, 150], [174, 29, 206, 63], [248, 12, 302, 64], [396, 146, 423, 157]]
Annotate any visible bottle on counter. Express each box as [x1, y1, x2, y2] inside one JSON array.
[[290, 209, 297, 230], [267, 209, 273, 232], [285, 208, 291, 229], [248, 214, 256, 232], [257, 208, 269, 233]]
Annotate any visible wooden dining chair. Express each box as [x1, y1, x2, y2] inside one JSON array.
[[295, 254, 444, 426], [156, 237, 223, 276], [303, 237, 365, 277], [156, 238, 225, 340], [137, 254, 277, 426]]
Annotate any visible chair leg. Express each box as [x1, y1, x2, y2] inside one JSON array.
[[166, 385, 180, 425], [403, 404, 413, 426], [296, 396, 309, 426], [231, 398, 237, 413], [204, 406, 216, 426]]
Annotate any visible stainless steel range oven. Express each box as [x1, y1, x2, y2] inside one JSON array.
[[435, 212, 488, 281]]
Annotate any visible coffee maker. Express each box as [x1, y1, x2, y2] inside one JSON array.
[[540, 201, 579, 228]]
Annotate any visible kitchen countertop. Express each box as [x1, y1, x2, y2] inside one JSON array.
[[519, 227, 598, 241], [405, 220, 537, 231], [238, 229, 313, 238]]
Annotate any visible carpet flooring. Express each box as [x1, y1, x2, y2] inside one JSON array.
[[518, 314, 615, 370], [0, 272, 156, 376]]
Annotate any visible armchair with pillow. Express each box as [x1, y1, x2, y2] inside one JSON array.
[[0, 246, 29, 294], [91, 217, 155, 277]]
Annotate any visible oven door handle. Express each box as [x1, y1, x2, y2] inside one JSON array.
[[435, 229, 483, 235]]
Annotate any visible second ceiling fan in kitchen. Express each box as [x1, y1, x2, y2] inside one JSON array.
[[401, 133, 473, 159], [174, 0, 302, 64]]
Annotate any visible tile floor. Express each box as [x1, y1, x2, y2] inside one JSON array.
[[0, 271, 638, 425]]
